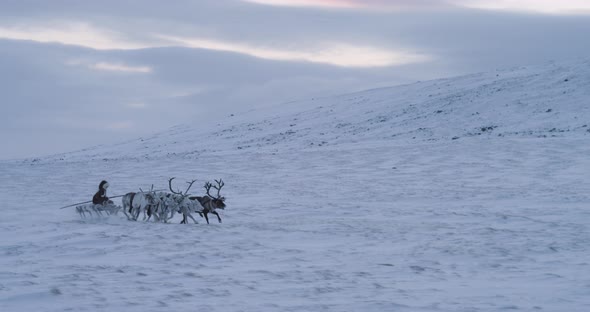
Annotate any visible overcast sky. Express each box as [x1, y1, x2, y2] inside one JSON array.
[[1, 0, 589, 159]]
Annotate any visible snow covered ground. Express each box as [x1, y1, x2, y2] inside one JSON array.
[[1, 60, 589, 311]]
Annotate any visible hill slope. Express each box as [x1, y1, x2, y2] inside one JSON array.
[[1, 60, 589, 312], [38, 58, 590, 162]]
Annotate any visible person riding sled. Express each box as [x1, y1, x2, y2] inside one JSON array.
[[93, 180, 114, 206]]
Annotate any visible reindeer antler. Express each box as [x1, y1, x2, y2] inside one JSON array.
[[213, 179, 224, 198], [168, 177, 183, 195], [169, 177, 198, 196], [204, 179, 225, 199], [184, 180, 197, 195], [204, 182, 214, 198]]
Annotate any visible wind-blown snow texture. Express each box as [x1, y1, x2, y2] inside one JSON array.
[[1, 60, 589, 311]]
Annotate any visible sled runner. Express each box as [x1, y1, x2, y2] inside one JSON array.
[[75, 203, 121, 219]]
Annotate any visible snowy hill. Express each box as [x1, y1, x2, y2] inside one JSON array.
[[34, 58, 590, 162], [1, 60, 589, 312]]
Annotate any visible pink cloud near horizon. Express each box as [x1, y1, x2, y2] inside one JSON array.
[[243, 0, 448, 10], [243, 0, 590, 14]]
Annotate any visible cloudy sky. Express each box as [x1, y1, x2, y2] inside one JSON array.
[[1, 0, 589, 159]]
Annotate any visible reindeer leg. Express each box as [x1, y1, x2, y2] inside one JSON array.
[[212, 211, 222, 223], [152, 205, 160, 222], [129, 205, 139, 220], [203, 212, 210, 224], [161, 209, 169, 223], [160, 205, 169, 222], [122, 206, 132, 220], [151, 209, 159, 222], [122, 209, 131, 220], [187, 213, 199, 224]]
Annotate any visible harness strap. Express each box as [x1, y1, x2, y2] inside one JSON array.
[[129, 193, 136, 213], [203, 197, 215, 212]]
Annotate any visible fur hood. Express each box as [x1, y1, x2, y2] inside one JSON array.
[[98, 180, 109, 190]]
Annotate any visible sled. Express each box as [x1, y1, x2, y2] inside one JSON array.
[[75, 203, 121, 219]]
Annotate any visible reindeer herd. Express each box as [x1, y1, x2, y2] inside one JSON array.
[[78, 178, 226, 224]]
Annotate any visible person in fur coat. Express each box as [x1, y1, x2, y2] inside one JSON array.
[[92, 180, 112, 205]]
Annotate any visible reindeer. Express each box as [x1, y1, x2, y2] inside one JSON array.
[[122, 188, 158, 221], [167, 177, 201, 224], [148, 192, 177, 223], [189, 179, 226, 224]]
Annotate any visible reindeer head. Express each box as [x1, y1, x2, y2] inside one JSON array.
[[156, 191, 175, 206], [139, 185, 158, 206], [145, 194, 158, 207], [204, 179, 226, 210], [168, 177, 198, 203]]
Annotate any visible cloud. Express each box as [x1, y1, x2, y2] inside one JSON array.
[[158, 35, 429, 67], [66, 59, 152, 73], [242, 0, 448, 10], [454, 0, 590, 15], [0, 22, 157, 50], [0, 21, 428, 68], [90, 62, 152, 73], [243, 0, 590, 14], [243, 0, 362, 9]]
